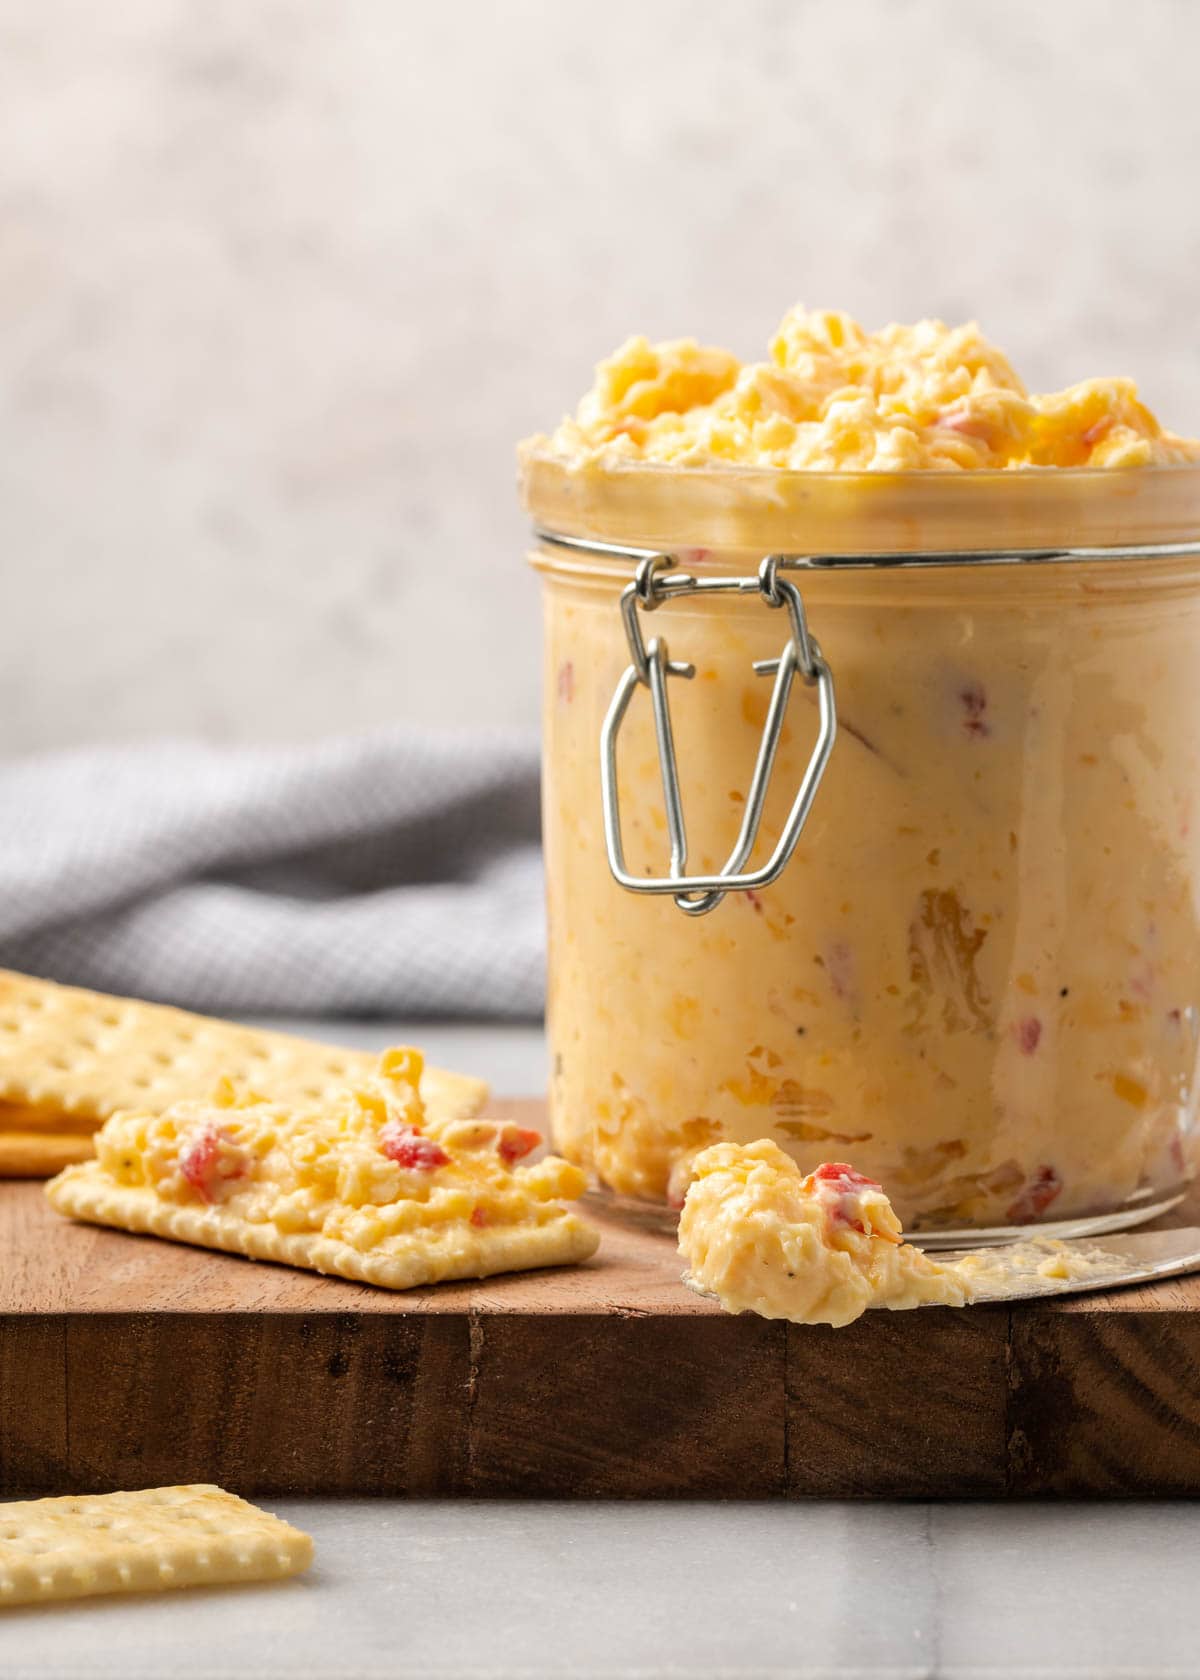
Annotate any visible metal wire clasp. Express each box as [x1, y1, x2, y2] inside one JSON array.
[[600, 553, 837, 915]]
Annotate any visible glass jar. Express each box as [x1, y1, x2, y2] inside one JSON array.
[[521, 450, 1200, 1242]]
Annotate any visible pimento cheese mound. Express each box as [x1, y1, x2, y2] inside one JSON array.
[[45, 1049, 599, 1288], [679, 1140, 968, 1328], [539, 306, 1200, 471]]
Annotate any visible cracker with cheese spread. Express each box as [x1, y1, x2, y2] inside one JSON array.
[[45, 1048, 598, 1288]]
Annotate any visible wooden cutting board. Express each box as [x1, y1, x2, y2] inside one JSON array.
[[2, 1099, 1198, 1499]]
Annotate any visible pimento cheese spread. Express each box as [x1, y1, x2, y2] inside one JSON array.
[[679, 1141, 967, 1327], [539, 306, 1200, 471]]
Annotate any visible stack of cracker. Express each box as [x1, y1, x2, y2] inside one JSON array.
[[0, 969, 488, 1178]]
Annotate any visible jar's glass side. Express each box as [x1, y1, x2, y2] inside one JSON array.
[[540, 552, 1200, 1233], [520, 449, 1200, 556]]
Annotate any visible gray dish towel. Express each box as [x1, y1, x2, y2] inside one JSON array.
[[0, 731, 545, 1019]]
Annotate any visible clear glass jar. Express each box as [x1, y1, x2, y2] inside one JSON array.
[[521, 451, 1200, 1242]]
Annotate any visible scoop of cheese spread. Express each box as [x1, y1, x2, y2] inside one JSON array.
[[678, 1140, 969, 1327], [537, 306, 1200, 471]]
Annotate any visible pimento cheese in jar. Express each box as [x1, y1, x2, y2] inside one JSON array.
[[520, 307, 1200, 1241]]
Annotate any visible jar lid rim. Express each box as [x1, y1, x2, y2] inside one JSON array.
[[533, 524, 1200, 571]]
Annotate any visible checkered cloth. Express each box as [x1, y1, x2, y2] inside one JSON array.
[[0, 731, 545, 1019]]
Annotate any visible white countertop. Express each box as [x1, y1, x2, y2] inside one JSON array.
[[6, 1021, 1200, 1677], [5, 1498, 1200, 1679]]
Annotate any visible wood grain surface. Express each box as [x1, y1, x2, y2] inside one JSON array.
[[2, 1100, 1198, 1499]]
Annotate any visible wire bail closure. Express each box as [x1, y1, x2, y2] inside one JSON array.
[[599, 553, 838, 915]]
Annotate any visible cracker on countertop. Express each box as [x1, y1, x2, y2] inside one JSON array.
[[0, 1485, 312, 1607], [0, 968, 488, 1142]]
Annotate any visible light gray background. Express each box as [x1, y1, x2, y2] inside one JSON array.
[[3, 0, 1199, 753]]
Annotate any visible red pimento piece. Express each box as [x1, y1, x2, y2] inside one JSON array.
[[811, 1161, 880, 1191], [1006, 1165, 1062, 1223], [810, 1162, 881, 1235], [380, 1122, 450, 1171], [940, 407, 993, 441], [1016, 1016, 1042, 1055], [557, 661, 574, 705], [179, 1128, 220, 1202], [179, 1123, 243, 1204], [825, 941, 855, 1005], [470, 1206, 489, 1228], [960, 684, 990, 738], [498, 1126, 541, 1165], [744, 889, 764, 914]]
